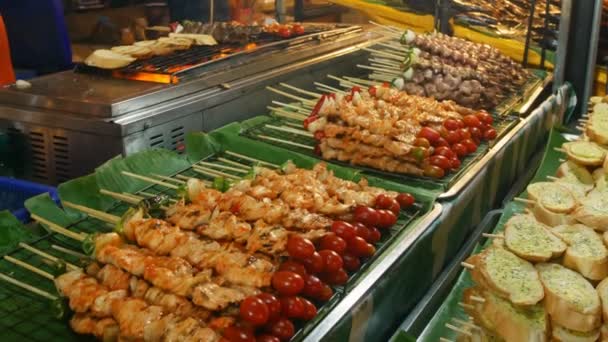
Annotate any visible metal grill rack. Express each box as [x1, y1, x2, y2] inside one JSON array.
[[0, 150, 429, 341]]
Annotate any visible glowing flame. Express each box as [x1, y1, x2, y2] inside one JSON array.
[[112, 71, 178, 84]]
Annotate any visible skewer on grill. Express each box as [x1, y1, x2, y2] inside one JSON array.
[[271, 100, 312, 113], [278, 83, 322, 98], [266, 86, 316, 106], [268, 106, 308, 121], [264, 124, 314, 137], [314, 82, 345, 94]]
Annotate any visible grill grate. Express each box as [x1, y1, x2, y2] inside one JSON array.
[[0, 150, 430, 341]]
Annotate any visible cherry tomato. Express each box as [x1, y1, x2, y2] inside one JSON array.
[[423, 165, 445, 178], [322, 268, 348, 285], [469, 127, 482, 140], [434, 137, 449, 147], [483, 128, 497, 140], [286, 236, 315, 260], [387, 201, 400, 216], [317, 284, 334, 301], [267, 319, 295, 341], [240, 296, 270, 326], [302, 274, 325, 298], [452, 143, 468, 158], [292, 24, 305, 35], [331, 221, 356, 241], [223, 326, 255, 342], [445, 130, 461, 145], [395, 194, 414, 208], [272, 271, 304, 296], [375, 194, 392, 209], [459, 128, 471, 140], [319, 250, 343, 273], [313, 144, 321, 155], [302, 115, 318, 130], [347, 236, 376, 257], [257, 293, 281, 321], [417, 127, 441, 143], [313, 131, 325, 140], [463, 115, 481, 128], [455, 119, 465, 129], [353, 222, 372, 242], [320, 233, 347, 255], [376, 209, 397, 228], [438, 126, 449, 139], [257, 335, 280, 342], [443, 119, 460, 131], [300, 298, 317, 320], [342, 253, 361, 272], [462, 139, 478, 154], [301, 252, 324, 274], [430, 155, 452, 170], [278, 27, 291, 38], [367, 227, 382, 243], [279, 296, 305, 318], [476, 111, 493, 125], [353, 206, 380, 227], [279, 260, 307, 277], [413, 137, 431, 148], [450, 158, 461, 170]]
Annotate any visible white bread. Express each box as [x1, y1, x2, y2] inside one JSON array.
[[601, 325, 608, 342], [84, 49, 135, 69], [595, 278, 608, 323], [110, 45, 152, 59], [587, 106, 608, 145], [593, 168, 608, 191], [556, 161, 595, 191], [536, 263, 602, 332], [465, 247, 544, 306], [562, 141, 607, 166], [531, 201, 579, 227], [169, 33, 218, 46], [573, 190, 608, 231], [551, 323, 600, 342], [503, 214, 567, 262], [552, 224, 608, 280], [527, 182, 578, 213], [134, 40, 157, 47], [157, 37, 193, 50]]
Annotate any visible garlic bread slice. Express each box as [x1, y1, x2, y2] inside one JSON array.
[[551, 323, 600, 342], [552, 224, 608, 280], [504, 214, 566, 262], [536, 263, 602, 332], [574, 190, 608, 231], [556, 161, 595, 192], [563, 141, 607, 166], [592, 168, 608, 191], [527, 182, 578, 213], [595, 278, 608, 323], [466, 247, 544, 306], [531, 201, 579, 227]]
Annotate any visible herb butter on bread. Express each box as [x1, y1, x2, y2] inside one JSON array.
[[504, 214, 566, 262], [552, 224, 608, 280]]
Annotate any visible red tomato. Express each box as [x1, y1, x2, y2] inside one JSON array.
[[455, 119, 465, 129], [313, 144, 321, 155], [368, 227, 382, 243], [387, 201, 400, 216], [430, 155, 452, 170], [434, 146, 456, 160], [434, 137, 449, 147], [396, 193, 415, 208], [443, 119, 460, 131], [313, 131, 325, 140], [342, 253, 361, 272], [375, 194, 392, 209], [347, 236, 376, 257], [459, 128, 471, 140], [286, 236, 315, 260], [292, 24, 305, 35], [300, 298, 317, 320], [484, 128, 497, 140], [413, 137, 431, 148], [469, 127, 482, 140], [302, 274, 325, 298], [445, 130, 460, 145], [438, 126, 449, 138], [279, 260, 307, 277], [317, 284, 334, 301], [301, 252, 324, 274], [257, 293, 281, 321], [319, 250, 343, 273], [377, 209, 397, 228], [240, 296, 270, 326], [278, 27, 291, 38], [267, 319, 295, 341], [279, 296, 305, 318], [223, 326, 255, 342], [320, 233, 347, 255], [272, 271, 304, 296], [452, 143, 468, 158], [417, 127, 441, 143], [450, 158, 461, 170], [353, 222, 372, 242], [353, 206, 380, 226], [331, 221, 356, 241], [462, 139, 478, 154], [257, 335, 280, 342], [423, 165, 445, 178], [476, 111, 493, 125], [322, 268, 348, 285], [463, 115, 481, 128], [302, 115, 318, 130]]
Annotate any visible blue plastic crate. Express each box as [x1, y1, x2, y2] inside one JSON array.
[[0, 177, 58, 223]]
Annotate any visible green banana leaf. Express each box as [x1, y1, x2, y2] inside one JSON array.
[[0, 211, 35, 254]]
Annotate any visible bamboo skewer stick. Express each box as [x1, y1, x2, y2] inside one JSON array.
[[19, 243, 80, 271], [4, 255, 55, 280], [216, 157, 251, 170], [314, 82, 345, 94], [198, 161, 248, 174], [268, 107, 308, 121], [358, 64, 401, 74], [559, 158, 566, 163], [265, 124, 314, 137], [283, 121, 303, 128], [470, 295, 486, 303], [439, 338, 454, 342], [458, 302, 474, 309], [100, 189, 139, 205], [266, 86, 317, 105], [224, 151, 279, 168], [343, 76, 379, 86], [0, 273, 58, 300], [482, 233, 504, 239], [62, 201, 120, 225], [174, 175, 191, 181], [376, 42, 408, 54], [371, 62, 402, 72], [452, 318, 479, 330], [31, 214, 86, 242], [546, 176, 559, 181], [370, 58, 402, 69], [192, 165, 240, 180], [368, 74, 394, 82], [362, 47, 404, 61], [271, 101, 311, 113], [326, 75, 360, 88], [554, 147, 566, 153], [257, 135, 315, 150], [445, 323, 472, 337], [51, 245, 90, 259], [368, 20, 402, 33], [461, 262, 475, 270], [278, 83, 322, 98], [514, 197, 535, 205], [121, 171, 179, 190], [151, 174, 186, 184], [576, 125, 585, 131]]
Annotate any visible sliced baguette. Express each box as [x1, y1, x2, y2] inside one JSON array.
[[556, 161, 595, 191], [503, 214, 567, 262], [157, 37, 193, 50], [601, 325, 608, 342], [531, 201, 579, 227], [596, 278, 608, 323], [134, 40, 157, 47], [551, 323, 600, 342], [84, 49, 135, 69], [527, 182, 578, 213], [573, 190, 608, 231], [563, 141, 607, 166], [593, 168, 608, 191], [465, 246, 544, 306], [536, 263, 602, 332], [552, 224, 608, 280], [110, 45, 152, 59], [169, 33, 218, 46]]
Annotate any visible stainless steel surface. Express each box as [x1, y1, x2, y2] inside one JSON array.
[[582, 0, 603, 115], [518, 73, 553, 115], [303, 203, 443, 342], [553, 0, 571, 91]]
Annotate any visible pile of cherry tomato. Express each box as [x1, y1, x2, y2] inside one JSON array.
[[413, 111, 497, 178], [222, 192, 415, 342]]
